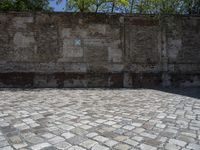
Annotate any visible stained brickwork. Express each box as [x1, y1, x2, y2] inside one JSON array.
[[0, 12, 199, 87]]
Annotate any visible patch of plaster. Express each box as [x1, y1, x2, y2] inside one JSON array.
[[13, 32, 35, 48], [13, 17, 33, 29]]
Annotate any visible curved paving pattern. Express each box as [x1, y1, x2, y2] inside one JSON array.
[[0, 89, 200, 150]]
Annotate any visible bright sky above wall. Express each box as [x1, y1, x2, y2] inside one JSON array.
[[49, 0, 66, 11]]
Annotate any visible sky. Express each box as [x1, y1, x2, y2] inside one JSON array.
[[49, 0, 66, 12]]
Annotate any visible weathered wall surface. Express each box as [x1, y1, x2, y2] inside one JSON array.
[[0, 12, 199, 87]]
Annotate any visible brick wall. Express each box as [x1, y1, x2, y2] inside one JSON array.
[[0, 12, 199, 87]]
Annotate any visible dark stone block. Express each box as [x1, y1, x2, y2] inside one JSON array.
[[0, 73, 34, 88]]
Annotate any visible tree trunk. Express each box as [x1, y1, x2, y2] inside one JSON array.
[[111, 2, 115, 13], [95, 4, 99, 13], [80, 0, 84, 12], [130, 0, 134, 13]]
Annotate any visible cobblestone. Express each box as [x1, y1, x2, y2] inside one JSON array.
[[79, 139, 97, 149], [0, 88, 199, 150], [54, 141, 72, 149]]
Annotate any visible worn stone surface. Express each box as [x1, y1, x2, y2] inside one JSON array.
[[0, 88, 200, 149], [0, 12, 200, 87]]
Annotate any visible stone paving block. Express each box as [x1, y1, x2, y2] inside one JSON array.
[[112, 124, 123, 128], [182, 148, 191, 150], [62, 132, 75, 139], [68, 146, 86, 150], [181, 131, 197, 138], [93, 136, 109, 143], [29, 123, 40, 128], [155, 123, 166, 129], [131, 136, 143, 142], [139, 143, 157, 150], [113, 128, 127, 135], [133, 128, 146, 134], [114, 143, 131, 150], [95, 119, 106, 123], [186, 143, 200, 150], [14, 123, 30, 130], [41, 133, 56, 139], [81, 120, 90, 124], [80, 125, 92, 130], [48, 136, 65, 144], [123, 125, 135, 130], [168, 139, 187, 147], [13, 143, 28, 149], [167, 114, 177, 120], [58, 124, 75, 131], [101, 131, 118, 138], [8, 135, 22, 144], [0, 140, 9, 148], [0, 136, 6, 142], [79, 139, 98, 149], [54, 141, 72, 149], [144, 139, 162, 147], [124, 139, 139, 147], [0, 122, 10, 128], [91, 144, 109, 150], [88, 122, 99, 127], [30, 143, 52, 150], [22, 118, 35, 124], [140, 132, 157, 139], [131, 122, 143, 127], [104, 121, 116, 125], [160, 128, 178, 138], [21, 132, 36, 139], [114, 136, 128, 142], [104, 139, 118, 147], [165, 143, 181, 150], [86, 132, 98, 138], [67, 136, 87, 145], [0, 146, 14, 150], [101, 126, 115, 132], [156, 113, 167, 119], [26, 136, 44, 144]]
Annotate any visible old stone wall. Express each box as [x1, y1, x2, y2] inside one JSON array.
[[0, 12, 199, 87]]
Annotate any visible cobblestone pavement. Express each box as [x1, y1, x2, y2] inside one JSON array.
[[0, 89, 200, 150]]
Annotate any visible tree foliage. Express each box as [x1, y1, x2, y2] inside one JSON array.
[[57, 0, 200, 14], [62, 0, 129, 12], [0, 0, 199, 14], [0, 0, 52, 11], [130, 0, 200, 14]]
